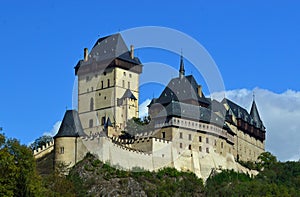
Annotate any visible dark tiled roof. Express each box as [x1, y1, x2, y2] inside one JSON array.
[[104, 117, 113, 128], [153, 101, 225, 128], [121, 89, 137, 100], [222, 98, 265, 130], [88, 33, 141, 65], [222, 99, 253, 123], [250, 101, 264, 129], [150, 75, 210, 106], [210, 99, 227, 118], [54, 110, 86, 138]]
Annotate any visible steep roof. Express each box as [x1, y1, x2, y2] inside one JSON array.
[[104, 117, 113, 128], [75, 33, 142, 75], [222, 99, 253, 123], [54, 110, 86, 138], [121, 89, 137, 100], [154, 101, 225, 128], [222, 98, 265, 130], [179, 55, 185, 78], [88, 33, 141, 65], [210, 99, 227, 118], [150, 75, 210, 106], [250, 100, 264, 129]]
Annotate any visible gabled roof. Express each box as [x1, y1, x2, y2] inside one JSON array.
[[222, 98, 254, 124], [150, 75, 210, 106], [54, 110, 86, 138], [222, 98, 265, 130], [121, 89, 137, 100], [89, 33, 141, 65]]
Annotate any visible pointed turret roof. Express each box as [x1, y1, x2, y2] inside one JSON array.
[[179, 54, 185, 78], [54, 110, 86, 138], [250, 100, 263, 128], [121, 89, 137, 100], [104, 117, 113, 128]]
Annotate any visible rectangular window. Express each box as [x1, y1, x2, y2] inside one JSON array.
[[179, 132, 183, 139], [221, 142, 224, 149], [89, 119, 93, 128], [214, 139, 217, 146], [60, 147, 64, 154], [107, 79, 110, 87], [206, 137, 209, 144], [162, 132, 166, 139], [101, 117, 106, 125], [189, 134, 192, 141], [199, 146, 202, 152], [122, 80, 125, 88], [188, 144, 192, 150], [180, 143, 183, 149], [199, 136, 202, 142], [206, 147, 209, 153], [101, 81, 103, 89], [128, 81, 130, 89]]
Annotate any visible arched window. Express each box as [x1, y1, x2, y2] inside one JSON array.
[[90, 97, 94, 111]]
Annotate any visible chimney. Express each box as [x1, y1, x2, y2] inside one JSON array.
[[197, 85, 202, 97], [84, 48, 88, 61], [130, 45, 134, 59]]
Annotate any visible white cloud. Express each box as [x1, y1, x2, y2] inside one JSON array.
[[43, 121, 62, 137], [212, 88, 300, 161], [139, 99, 151, 119]]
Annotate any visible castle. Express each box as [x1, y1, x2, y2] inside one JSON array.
[[34, 33, 266, 180]]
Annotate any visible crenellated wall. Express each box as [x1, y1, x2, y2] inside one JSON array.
[[33, 140, 54, 159]]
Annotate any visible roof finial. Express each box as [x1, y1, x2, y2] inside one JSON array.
[[179, 49, 185, 79], [253, 91, 256, 102]]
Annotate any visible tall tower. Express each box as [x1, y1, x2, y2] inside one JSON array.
[[74, 34, 143, 135]]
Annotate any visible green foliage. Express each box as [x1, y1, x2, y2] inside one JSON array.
[[29, 135, 53, 150], [124, 116, 154, 136], [0, 133, 45, 196], [206, 152, 300, 197], [257, 151, 278, 170]]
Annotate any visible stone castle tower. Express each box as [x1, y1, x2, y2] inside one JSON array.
[[74, 34, 143, 135], [47, 33, 266, 179]]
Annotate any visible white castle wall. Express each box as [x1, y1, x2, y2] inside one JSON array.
[[33, 141, 54, 159], [77, 135, 256, 181]]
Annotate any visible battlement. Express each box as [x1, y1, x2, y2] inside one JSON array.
[[33, 140, 54, 159]]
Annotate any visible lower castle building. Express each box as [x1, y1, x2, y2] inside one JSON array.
[[34, 33, 266, 180]]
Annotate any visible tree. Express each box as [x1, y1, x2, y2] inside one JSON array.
[[257, 152, 277, 170], [125, 116, 154, 136], [0, 133, 45, 196], [29, 135, 53, 150]]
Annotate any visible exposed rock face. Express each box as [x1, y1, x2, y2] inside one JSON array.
[[68, 154, 205, 196]]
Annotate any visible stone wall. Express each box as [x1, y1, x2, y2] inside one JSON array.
[[33, 140, 54, 159]]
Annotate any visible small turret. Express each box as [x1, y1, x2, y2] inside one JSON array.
[[250, 99, 263, 129], [179, 54, 185, 79]]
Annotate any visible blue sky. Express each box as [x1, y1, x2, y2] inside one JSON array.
[[1, 1, 300, 160]]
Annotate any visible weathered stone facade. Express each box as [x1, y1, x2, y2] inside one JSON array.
[[34, 33, 266, 181]]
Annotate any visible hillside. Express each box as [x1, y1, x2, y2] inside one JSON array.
[[67, 153, 205, 196], [40, 152, 300, 197]]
